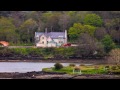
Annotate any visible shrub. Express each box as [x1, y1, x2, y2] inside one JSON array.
[[117, 65, 120, 69], [54, 63, 63, 70], [74, 66, 81, 71], [69, 63, 76, 67], [111, 66, 117, 70], [105, 66, 109, 69], [104, 66, 110, 70]]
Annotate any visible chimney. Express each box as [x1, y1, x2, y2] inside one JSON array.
[[65, 30, 67, 44]]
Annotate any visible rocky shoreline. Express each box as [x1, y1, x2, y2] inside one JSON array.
[[0, 58, 118, 79], [0, 71, 120, 79], [0, 58, 108, 64]]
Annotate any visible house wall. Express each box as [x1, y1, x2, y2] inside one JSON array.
[[36, 35, 47, 47], [53, 39, 65, 43], [35, 30, 67, 47], [47, 43, 56, 47]]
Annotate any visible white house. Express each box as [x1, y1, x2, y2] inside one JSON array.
[[35, 30, 67, 47]]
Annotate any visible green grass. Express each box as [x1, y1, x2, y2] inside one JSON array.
[[42, 65, 108, 75]]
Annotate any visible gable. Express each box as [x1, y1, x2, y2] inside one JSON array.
[[40, 34, 47, 39]]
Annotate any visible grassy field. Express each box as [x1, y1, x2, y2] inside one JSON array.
[[42, 64, 110, 75]]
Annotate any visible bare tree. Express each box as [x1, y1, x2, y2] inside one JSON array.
[[75, 33, 105, 58], [109, 48, 120, 64], [94, 27, 107, 40]]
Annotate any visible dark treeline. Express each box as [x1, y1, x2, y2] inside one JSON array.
[[0, 11, 120, 45], [0, 11, 120, 58]]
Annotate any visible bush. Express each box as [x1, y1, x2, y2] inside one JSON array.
[[74, 66, 80, 71], [117, 65, 120, 69], [111, 66, 117, 70], [104, 66, 110, 70], [69, 63, 76, 67], [54, 63, 63, 70], [105, 66, 109, 69]]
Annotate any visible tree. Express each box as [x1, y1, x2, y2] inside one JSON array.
[[101, 35, 116, 53], [18, 18, 37, 43], [94, 27, 107, 40], [10, 11, 26, 27], [84, 14, 103, 27], [75, 33, 105, 58], [68, 23, 96, 42], [0, 17, 19, 43], [42, 12, 61, 32], [68, 23, 83, 42], [83, 24, 96, 36], [58, 13, 70, 31], [109, 48, 120, 64]]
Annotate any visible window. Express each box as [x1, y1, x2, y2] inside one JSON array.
[[59, 41, 63, 43], [42, 37, 44, 39], [42, 41, 44, 44]]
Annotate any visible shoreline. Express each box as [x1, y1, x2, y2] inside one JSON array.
[[0, 71, 119, 79], [0, 59, 108, 64]]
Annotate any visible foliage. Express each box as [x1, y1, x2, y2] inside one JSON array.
[[0, 11, 119, 47], [74, 66, 80, 71], [54, 63, 63, 70], [102, 35, 116, 53], [43, 65, 108, 75], [109, 48, 120, 64], [0, 17, 19, 43], [108, 65, 120, 74], [68, 23, 96, 42], [75, 33, 105, 58], [69, 63, 76, 67], [84, 14, 103, 27], [94, 27, 107, 41], [54, 47, 75, 59], [18, 18, 37, 43]]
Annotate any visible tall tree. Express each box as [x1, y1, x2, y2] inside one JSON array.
[[84, 14, 103, 27], [18, 18, 37, 43], [68, 23, 96, 42], [94, 27, 107, 40], [58, 13, 70, 31], [101, 35, 115, 53], [0, 17, 18, 43], [75, 33, 105, 58]]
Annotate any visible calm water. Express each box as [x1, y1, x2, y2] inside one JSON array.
[[0, 62, 91, 73]]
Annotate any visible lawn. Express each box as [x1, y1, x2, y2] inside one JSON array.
[[42, 64, 110, 75]]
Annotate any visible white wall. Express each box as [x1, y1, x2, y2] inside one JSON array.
[[47, 43, 56, 47], [36, 35, 47, 47]]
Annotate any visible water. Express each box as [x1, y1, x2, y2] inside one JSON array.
[[0, 62, 92, 73]]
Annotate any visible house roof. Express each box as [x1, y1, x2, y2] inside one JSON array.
[[35, 32, 65, 39]]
